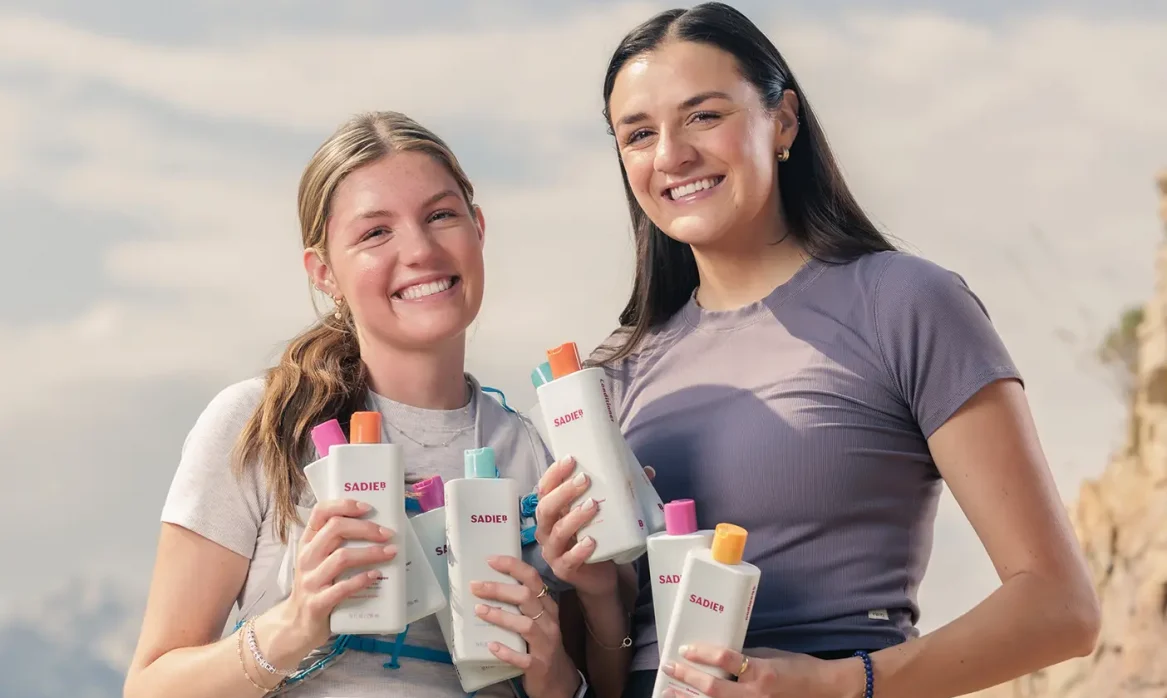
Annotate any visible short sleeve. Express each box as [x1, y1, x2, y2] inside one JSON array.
[[873, 253, 1023, 438], [160, 378, 269, 560]]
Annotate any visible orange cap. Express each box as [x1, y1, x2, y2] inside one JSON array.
[[547, 342, 583, 379], [350, 411, 382, 444], [711, 523, 748, 565]]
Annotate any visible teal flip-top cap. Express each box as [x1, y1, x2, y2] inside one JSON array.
[[530, 362, 553, 388], [464, 447, 498, 479]]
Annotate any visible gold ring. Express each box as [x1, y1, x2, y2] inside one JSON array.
[[531, 609, 546, 621], [536, 584, 549, 599], [737, 656, 749, 677]]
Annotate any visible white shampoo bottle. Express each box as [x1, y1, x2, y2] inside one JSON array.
[[533, 359, 665, 566], [652, 523, 760, 698], [534, 343, 648, 563], [320, 411, 408, 635], [412, 476, 523, 691], [645, 499, 715, 648], [446, 447, 526, 663], [402, 506, 447, 625]]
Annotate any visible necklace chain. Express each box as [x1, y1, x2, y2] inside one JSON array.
[[382, 419, 473, 449], [369, 378, 477, 449]]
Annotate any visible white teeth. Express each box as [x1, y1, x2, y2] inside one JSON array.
[[668, 177, 720, 200], [397, 277, 453, 300]]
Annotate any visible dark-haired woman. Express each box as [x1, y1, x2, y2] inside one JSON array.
[[562, 3, 1098, 697]]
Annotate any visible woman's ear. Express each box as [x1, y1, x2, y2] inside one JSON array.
[[303, 247, 339, 300], [473, 204, 487, 246], [774, 89, 801, 149]]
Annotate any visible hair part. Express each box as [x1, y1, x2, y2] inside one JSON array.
[[234, 111, 475, 542], [596, 2, 897, 365]]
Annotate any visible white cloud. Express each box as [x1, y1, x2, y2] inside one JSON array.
[[1, 5, 1165, 634]]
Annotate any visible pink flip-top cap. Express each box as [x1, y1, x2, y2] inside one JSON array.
[[414, 476, 445, 512], [310, 419, 347, 458], [664, 499, 697, 535]]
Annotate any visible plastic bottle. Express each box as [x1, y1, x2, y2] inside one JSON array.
[[445, 448, 525, 663], [651, 523, 761, 698], [645, 499, 714, 647]]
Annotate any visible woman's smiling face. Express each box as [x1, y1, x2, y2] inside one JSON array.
[[608, 39, 785, 250]]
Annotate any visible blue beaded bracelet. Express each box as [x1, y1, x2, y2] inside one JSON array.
[[852, 650, 873, 698]]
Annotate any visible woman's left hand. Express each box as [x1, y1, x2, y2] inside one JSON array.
[[471, 555, 582, 698], [660, 643, 862, 698]]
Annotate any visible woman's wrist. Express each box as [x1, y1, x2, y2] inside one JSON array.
[[574, 591, 632, 652], [823, 655, 868, 698], [543, 667, 584, 698], [251, 601, 317, 671]]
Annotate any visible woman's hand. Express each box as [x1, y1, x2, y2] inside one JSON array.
[[660, 643, 862, 698], [535, 456, 654, 597], [279, 498, 399, 652], [472, 555, 582, 698]]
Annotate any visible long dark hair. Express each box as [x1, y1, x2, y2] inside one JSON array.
[[598, 2, 896, 363]]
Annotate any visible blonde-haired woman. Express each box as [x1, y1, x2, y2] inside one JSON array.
[[124, 112, 632, 698]]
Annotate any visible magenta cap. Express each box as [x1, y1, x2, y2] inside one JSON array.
[[414, 476, 445, 512], [664, 499, 697, 535], [310, 419, 347, 458]]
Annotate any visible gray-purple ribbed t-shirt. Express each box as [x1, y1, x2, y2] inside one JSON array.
[[590, 251, 1022, 670]]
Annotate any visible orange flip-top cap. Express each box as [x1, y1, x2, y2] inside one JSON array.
[[350, 411, 382, 444], [547, 342, 583, 379]]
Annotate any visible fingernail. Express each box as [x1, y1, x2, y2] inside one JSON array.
[[563, 454, 575, 464], [367, 570, 380, 579], [581, 536, 595, 547], [383, 545, 396, 556], [572, 472, 588, 486], [486, 555, 500, 564], [662, 661, 675, 675], [678, 644, 690, 655], [475, 604, 489, 616], [583, 498, 596, 510], [356, 502, 371, 512], [378, 526, 391, 538]]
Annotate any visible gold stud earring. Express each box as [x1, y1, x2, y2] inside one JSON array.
[[777, 146, 790, 163]]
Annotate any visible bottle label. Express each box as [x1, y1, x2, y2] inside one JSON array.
[[470, 514, 509, 523], [344, 481, 388, 491], [600, 378, 616, 422], [689, 594, 726, 614], [552, 409, 584, 427]]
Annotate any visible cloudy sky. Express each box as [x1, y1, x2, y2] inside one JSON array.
[[1, 0, 1165, 650]]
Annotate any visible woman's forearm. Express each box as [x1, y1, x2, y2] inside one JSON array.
[[576, 566, 638, 698], [125, 605, 313, 698], [835, 571, 1100, 698]]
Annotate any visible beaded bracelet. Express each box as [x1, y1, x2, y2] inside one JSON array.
[[852, 650, 874, 698], [236, 621, 276, 692], [245, 617, 298, 678]]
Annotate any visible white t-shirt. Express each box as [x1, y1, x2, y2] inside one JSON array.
[[161, 374, 563, 698]]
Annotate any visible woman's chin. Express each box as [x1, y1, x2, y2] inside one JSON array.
[[659, 219, 733, 248], [368, 314, 475, 352]]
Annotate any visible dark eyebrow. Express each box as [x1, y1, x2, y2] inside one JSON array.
[[616, 91, 733, 127], [354, 189, 460, 220]]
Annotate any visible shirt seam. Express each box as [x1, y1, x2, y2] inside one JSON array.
[[680, 260, 829, 334]]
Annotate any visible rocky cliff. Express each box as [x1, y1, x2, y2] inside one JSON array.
[[972, 171, 1167, 697]]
